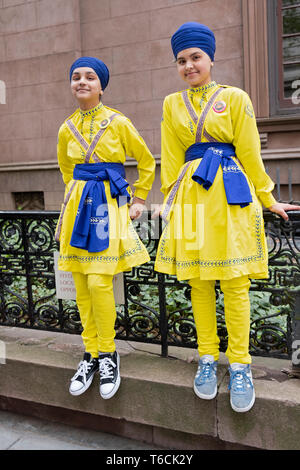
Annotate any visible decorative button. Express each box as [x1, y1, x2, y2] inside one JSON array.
[[212, 100, 227, 113], [100, 118, 110, 129]]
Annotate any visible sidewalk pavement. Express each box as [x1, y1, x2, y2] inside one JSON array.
[[0, 409, 164, 450]]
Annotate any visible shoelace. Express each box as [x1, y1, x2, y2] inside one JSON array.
[[229, 369, 253, 392], [72, 360, 93, 385], [197, 361, 215, 383], [99, 357, 115, 379]]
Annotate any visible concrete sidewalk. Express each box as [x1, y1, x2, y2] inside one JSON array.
[[0, 409, 164, 450]]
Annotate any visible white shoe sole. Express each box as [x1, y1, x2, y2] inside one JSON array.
[[193, 382, 217, 400], [100, 375, 121, 400], [230, 389, 255, 413], [69, 373, 95, 396]]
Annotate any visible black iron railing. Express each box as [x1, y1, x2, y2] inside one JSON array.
[[0, 210, 299, 366]]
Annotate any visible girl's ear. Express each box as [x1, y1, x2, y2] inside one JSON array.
[[100, 89, 104, 96]]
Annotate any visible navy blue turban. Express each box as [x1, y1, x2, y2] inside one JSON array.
[[171, 22, 216, 61], [69, 57, 110, 90]]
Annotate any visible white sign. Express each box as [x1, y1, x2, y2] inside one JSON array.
[[0, 340, 6, 365], [54, 251, 125, 304]]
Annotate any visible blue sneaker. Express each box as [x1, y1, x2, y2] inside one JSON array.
[[228, 363, 255, 412], [194, 355, 218, 400]]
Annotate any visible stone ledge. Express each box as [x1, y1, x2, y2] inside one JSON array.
[[0, 326, 299, 450]]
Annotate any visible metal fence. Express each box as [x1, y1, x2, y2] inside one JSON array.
[[270, 165, 299, 204], [0, 210, 299, 365]]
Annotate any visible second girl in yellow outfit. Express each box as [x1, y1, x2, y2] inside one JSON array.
[[154, 22, 300, 413]]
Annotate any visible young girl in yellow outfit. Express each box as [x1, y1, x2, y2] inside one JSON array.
[[154, 22, 300, 412], [56, 57, 155, 399]]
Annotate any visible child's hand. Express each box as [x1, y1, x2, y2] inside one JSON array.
[[268, 202, 300, 221], [129, 197, 146, 220], [151, 204, 163, 219]]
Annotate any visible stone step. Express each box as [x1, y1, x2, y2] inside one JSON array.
[[0, 326, 299, 450]]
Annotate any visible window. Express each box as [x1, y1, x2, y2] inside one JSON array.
[[13, 192, 45, 211], [279, 0, 300, 103], [268, 0, 300, 115]]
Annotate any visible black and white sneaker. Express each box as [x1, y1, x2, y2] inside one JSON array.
[[69, 352, 98, 396], [99, 351, 121, 399]]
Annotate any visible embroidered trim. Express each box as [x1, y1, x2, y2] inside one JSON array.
[[189, 82, 218, 115], [161, 161, 193, 221], [189, 82, 217, 95], [188, 121, 194, 135], [203, 128, 218, 142], [66, 120, 90, 157], [195, 88, 223, 142], [89, 114, 95, 143], [79, 102, 103, 117], [157, 210, 264, 269], [79, 114, 85, 159], [55, 180, 77, 241], [182, 90, 198, 125], [59, 224, 143, 263]]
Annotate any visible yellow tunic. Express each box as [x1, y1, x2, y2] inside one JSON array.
[[56, 102, 156, 275], [154, 82, 276, 281]]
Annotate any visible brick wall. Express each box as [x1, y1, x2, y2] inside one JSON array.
[[82, 0, 243, 156]]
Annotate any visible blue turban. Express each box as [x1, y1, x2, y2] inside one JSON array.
[[171, 22, 216, 61], [69, 57, 110, 90]]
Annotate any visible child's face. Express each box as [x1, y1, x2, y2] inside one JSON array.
[[176, 47, 213, 88], [70, 67, 103, 105]]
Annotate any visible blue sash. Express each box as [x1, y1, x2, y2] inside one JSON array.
[[70, 163, 130, 253], [185, 142, 252, 208]]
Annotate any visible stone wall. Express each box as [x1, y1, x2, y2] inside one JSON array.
[[0, 0, 244, 209], [0, 0, 299, 208]]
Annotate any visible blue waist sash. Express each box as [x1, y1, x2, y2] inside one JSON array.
[[185, 142, 252, 208], [70, 162, 130, 253]]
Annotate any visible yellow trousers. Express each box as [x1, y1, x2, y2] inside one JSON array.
[[189, 275, 251, 364], [72, 272, 117, 357]]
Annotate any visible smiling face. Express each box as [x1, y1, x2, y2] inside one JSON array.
[[176, 47, 213, 88], [70, 67, 103, 109]]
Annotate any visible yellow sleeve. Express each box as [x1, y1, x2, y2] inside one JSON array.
[[160, 96, 186, 200], [230, 90, 276, 208], [57, 124, 73, 186], [119, 117, 156, 201]]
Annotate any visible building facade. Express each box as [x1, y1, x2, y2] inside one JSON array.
[[0, 0, 299, 210]]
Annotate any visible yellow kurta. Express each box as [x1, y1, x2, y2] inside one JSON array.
[[154, 82, 276, 281], [56, 102, 155, 275]]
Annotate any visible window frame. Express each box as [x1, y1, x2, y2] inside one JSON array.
[[268, 0, 300, 115]]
